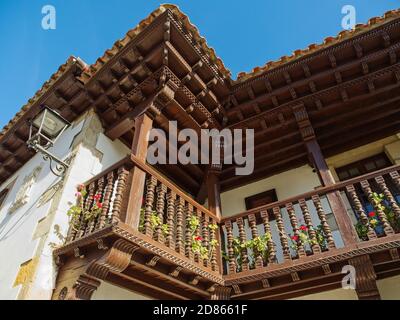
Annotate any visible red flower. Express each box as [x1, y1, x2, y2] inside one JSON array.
[[299, 225, 308, 231], [94, 194, 101, 201], [96, 202, 103, 209], [291, 235, 299, 242], [368, 212, 376, 218], [195, 236, 203, 242]]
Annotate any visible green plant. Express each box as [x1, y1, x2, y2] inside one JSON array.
[[288, 224, 329, 254], [372, 192, 400, 232], [67, 184, 104, 231], [222, 232, 272, 272], [138, 207, 169, 237], [187, 216, 219, 261]]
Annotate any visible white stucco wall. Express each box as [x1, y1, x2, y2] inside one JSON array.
[[92, 281, 151, 300], [0, 112, 137, 300]]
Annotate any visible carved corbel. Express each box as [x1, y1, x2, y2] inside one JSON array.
[[59, 274, 101, 300], [147, 79, 180, 118], [211, 286, 232, 300], [349, 255, 381, 300]]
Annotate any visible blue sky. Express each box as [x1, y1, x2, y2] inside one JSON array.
[[0, 0, 398, 128]]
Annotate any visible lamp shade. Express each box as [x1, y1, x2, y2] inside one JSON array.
[[32, 106, 70, 139]]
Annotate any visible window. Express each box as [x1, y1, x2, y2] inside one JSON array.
[[245, 189, 278, 211], [336, 153, 392, 181]]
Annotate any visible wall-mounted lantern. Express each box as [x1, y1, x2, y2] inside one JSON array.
[[27, 105, 71, 177]]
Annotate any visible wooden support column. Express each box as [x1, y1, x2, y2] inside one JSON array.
[[349, 255, 381, 300], [125, 80, 179, 229], [292, 104, 358, 246], [206, 164, 224, 273]]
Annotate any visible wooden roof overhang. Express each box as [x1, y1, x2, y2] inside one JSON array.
[[0, 57, 91, 183], [220, 15, 400, 191], [1, 5, 399, 198]]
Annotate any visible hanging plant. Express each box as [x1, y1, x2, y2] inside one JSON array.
[[67, 184, 103, 230], [188, 216, 219, 261], [288, 224, 328, 254]]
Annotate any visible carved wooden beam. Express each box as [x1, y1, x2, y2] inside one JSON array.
[[349, 255, 381, 300]]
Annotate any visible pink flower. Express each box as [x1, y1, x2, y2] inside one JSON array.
[[195, 236, 203, 242]]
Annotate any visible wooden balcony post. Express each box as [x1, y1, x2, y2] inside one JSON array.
[[124, 79, 178, 229], [293, 104, 358, 246], [125, 113, 153, 229]]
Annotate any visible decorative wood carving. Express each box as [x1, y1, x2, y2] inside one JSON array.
[[349, 255, 381, 300], [175, 197, 185, 255], [225, 220, 236, 274], [286, 203, 305, 258], [248, 213, 263, 268], [155, 184, 167, 243], [65, 274, 101, 300], [236, 217, 249, 271], [360, 180, 394, 235], [273, 207, 291, 261], [260, 210, 277, 263], [298, 199, 321, 253], [311, 195, 336, 248], [211, 286, 231, 300]]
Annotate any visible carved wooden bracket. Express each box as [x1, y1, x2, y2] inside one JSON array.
[[349, 255, 381, 300], [60, 274, 101, 300], [211, 286, 232, 300], [292, 104, 315, 142]]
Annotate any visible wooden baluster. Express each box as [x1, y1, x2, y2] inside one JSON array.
[[196, 209, 204, 265], [165, 191, 176, 249], [175, 197, 185, 255], [78, 182, 95, 238], [111, 167, 129, 225], [86, 179, 103, 234], [185, 204, 194, 260], [311, 195, 336, 248], [225, 220, 236, 274], [248, 214, 263, 268], [202, 214, 210, 268], [376, 176, 400, 221], [143, 176, 157, 237], [273, 207, 291, 261], [96, 172, 114, 230], [260, 210, 277, 264], [360, 180, 394, 235], [298, 199, 321, 254], [209, 218, 218, 272], [346, 185, 377, 240], [286, 203, 306, 258], [389, 171, 400, 190], [236, 217, 249, 271], [154, 184, 167, 243]]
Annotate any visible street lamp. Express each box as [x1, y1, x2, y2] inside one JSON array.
[[27, 105, 71, 177]]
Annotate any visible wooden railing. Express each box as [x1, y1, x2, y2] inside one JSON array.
[[66, 157, 133, 243], [130, 155, 221, 274], [221, 164, 400, 275], [64, 156, 400, 278]]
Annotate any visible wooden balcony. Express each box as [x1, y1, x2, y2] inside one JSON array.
[[53, 159, 400, 300]]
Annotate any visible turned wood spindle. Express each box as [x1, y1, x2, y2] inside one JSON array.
[[298, 199, 320, 254], [87, 177, 104, 234], [360, 180, 394, 235], [202, 214, 210, 268], [195, 209, 203, 265], [286, 203, 306, 257], [273, 206, 291, 261], [185, 204, 194, 260], [225, 220, 236, 274], [96, 172, 114, 230], [389, 171, 400, 190], [209, 218, 218, 272], [248, 214, 263, 268], [311, 195, 336, 248], [165, 191, 176, 249], [143, 176, 157, 237], [112, 167, 129, 225], [154, 184, 167, 242], [260, 210, 277, 263], [175, 197, 185, 255], [78, 182, 95, 238], [236, 217, 249, 271], [375, 176, 400, 220], [346, 185, 377, 240]]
